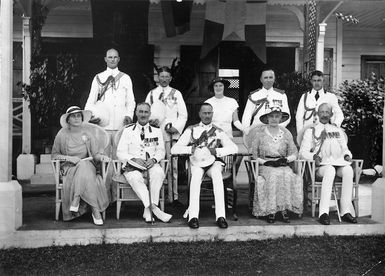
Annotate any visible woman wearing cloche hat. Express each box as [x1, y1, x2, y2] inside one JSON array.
[[52, 106, 110, 225]]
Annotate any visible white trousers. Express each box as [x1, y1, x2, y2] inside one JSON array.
[[189, 161, 226, 220], [165, 140, 178, 202], [123, 164, 164, 208], [316, 165, 355, 217]]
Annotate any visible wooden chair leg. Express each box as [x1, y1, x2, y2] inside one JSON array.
[[55, 202, 61, 221], [116, 200, 122, 220], [333, 186, 341, 222], [160, 186, 165, 211], [232, 189, 238, 221], [102, 211, 106, 221], [312, 201, 316, 218], [354, 199, 359, 217]]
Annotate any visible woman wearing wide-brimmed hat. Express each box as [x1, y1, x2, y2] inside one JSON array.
[[205, 77, 245, 138], [244, 103, 303, 223], [51, 106, 110, 225]]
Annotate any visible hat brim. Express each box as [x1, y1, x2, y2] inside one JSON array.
[[190, 155, 216, 168], [260, 110, 290, 124], [60, 110, 92, 128], [86, 102, 110, 127], [208, 79, 230, 92]]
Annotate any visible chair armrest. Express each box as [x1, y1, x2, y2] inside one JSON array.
[[294, 159, 307, 177]]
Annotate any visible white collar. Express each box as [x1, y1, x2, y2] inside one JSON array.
[[199, 122, 213, 129], [136, 122, 150, 129], [106, 67, 119, 77], [263, 87, 274, 93], [311, 88, 325, 95]]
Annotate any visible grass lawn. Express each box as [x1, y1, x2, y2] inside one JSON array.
[[1, 235, 384, 275]]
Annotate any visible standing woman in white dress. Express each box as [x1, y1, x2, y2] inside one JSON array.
[[204, 77, 245, 137]]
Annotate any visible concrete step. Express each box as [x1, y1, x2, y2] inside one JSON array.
[[40, 154, 52, 164], [30, 173, 55, 185], [35, 163, 54, 174]]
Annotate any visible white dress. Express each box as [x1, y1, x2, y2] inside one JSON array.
[[205, 96, 239, 138]]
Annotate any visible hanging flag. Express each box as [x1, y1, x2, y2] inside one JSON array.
[[200, 0, 266, 63], [245, 0, 267, 63], [161, 0, 193, 37], [200, 0, 225, 58]]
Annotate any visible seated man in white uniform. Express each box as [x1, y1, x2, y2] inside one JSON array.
[[299, 103, 357, 225], [116, 102, 172, 223], [171, 103, 238, 229]]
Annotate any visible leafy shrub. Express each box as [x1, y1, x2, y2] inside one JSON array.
[[338, 73, 384, 166], [20, 53, 81, 140]]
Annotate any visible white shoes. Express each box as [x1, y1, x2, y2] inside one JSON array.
[[143, 207, 155, 223], [69, 197, 80, 212], [92, 208, 103, 226], [151, 204, 172, 223]]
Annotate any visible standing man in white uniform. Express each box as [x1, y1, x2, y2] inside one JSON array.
[[299, 103, 357, 225], [85, 48, 136, 158], [296, 70, 344, 134], [242, 68, 291, 133], [116, 102, 172, 223], [145, 66, 187, 207]]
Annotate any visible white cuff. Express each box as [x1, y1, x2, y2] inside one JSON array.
[[233, 120, 244, 131]]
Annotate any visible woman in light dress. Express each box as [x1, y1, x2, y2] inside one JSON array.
[[52, 106, 110, 225], [244, 105, 303, 223]]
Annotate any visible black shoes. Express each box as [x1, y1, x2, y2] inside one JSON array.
[[342, 213, 357, 224], [281, 211, 290, 223], [216, 217, 228, 229], [267, 214, 275, 223], [188, 217, 199, 229], [319, 213, 330, 225], [171, 200, 184, 208]]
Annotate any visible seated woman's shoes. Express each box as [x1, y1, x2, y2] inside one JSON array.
[[188, 217, 199, 229], [91, 210, 103, 226], [319, 213, 330, 225], [69, 197, 80, 212], [151, 204, 172, 223], [267, 214, 275, 223], [342, 213, 357, 223], [281, 211, 290, 223], [216, 217, 228, 229]]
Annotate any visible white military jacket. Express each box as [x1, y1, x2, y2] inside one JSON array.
[[242, 87, 290, 128], [85, 67, 136, 131], [145, 85, 187, 141], [116, 122, 165, 163], [296, 88, 344, 133], [171, 122, 238, 158], [299, 123, 352, 166]]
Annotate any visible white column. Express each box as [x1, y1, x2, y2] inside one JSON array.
[[0, 0, 14, 180], [22, 16, 32, 154], [335, 19, 343, 88], [0, 0, 23, 232], [316, 23, 327, 72]]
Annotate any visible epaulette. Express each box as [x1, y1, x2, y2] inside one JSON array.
[[187, 123, 200, 130], [273, 88, 285, 94], [249, 88, 261, 96], [212, 124, 223, 132], [125, 123, 135, 128]]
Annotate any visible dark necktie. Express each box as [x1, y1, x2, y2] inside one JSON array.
[[140, 127, 145, 140], [315, 91, 320, 101]]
